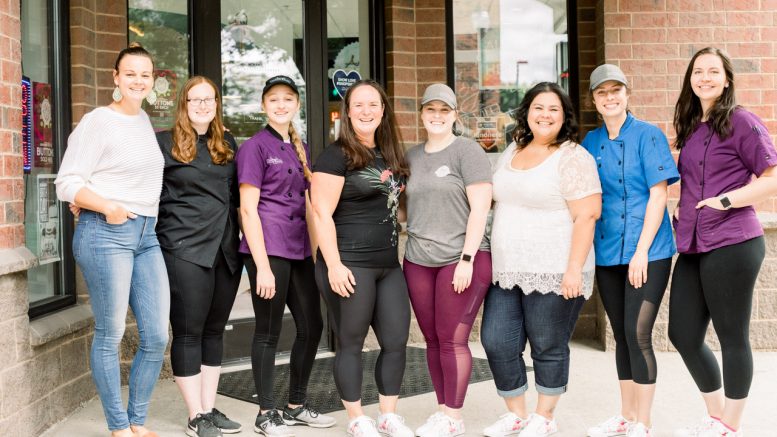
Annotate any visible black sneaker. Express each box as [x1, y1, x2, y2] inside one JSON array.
[[282, 403, 336, 428], [187, 413, 222, 437], [254, 410, 294, 436], [207, 408, 242, 434]]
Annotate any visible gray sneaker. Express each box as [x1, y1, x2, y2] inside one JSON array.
[[282, 403, 336, 428], [187, 413, 223, 437], [255, 410, 295, 436], [208, 408, 242, 434]]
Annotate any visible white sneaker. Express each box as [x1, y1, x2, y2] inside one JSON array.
[[419, 415, 464, 437], [376, 413, 414, 437], [520, 413, 558, 437], [588, 415, 633, 436], [674, 416, 719, 437], [627, 423, 652, 437], [483, 412, 528, 437], [698, 420, 742, 437], [415, 412, 445, 436], [347, 416, 380, 437]]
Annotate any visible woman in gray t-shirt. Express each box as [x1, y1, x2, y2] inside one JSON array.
[[403, 83, 493, 437]]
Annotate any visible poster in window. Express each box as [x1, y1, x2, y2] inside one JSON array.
[[36, 174, 60, 265], [144, 69, 178, 131], [33, 82, 54, 170]]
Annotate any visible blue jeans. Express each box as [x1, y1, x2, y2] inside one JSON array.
[[481, 284, 584, 397], [74, 210, 170, 431]]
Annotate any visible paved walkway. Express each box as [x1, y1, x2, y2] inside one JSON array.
[[43, 341, 777, 437]]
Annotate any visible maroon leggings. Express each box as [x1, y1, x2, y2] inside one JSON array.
[[402, 251, 491, 409]]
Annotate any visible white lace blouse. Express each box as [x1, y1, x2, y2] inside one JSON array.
[[491, 141, 602, 299]]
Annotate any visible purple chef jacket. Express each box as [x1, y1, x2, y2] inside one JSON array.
[[236, 125, 312, 259], [675, 108, 777, 254]]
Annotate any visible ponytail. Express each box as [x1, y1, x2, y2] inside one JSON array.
[[289, 124, 312, 182]]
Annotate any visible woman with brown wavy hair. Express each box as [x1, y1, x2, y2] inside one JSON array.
[[156, 75, 243, 437], [311, 79, 413, 437]]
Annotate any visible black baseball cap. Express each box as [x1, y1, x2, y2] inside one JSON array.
[[262, 75, 299, 97]]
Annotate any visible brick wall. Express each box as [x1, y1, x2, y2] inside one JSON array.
[[386, 0, 447, 148], [0, 0, 24, 249]]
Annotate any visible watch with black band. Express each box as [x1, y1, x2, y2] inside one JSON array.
[[460, 253, 473, 263]]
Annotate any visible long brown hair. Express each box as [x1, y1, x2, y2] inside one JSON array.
[[673, 47, 737, 150], [171, 76, 234, 164], [337, 80, 409, 177], [511, 82, 579, 151]]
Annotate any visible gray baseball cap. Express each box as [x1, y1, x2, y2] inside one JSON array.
[[421, 83, 457, 109], [589, 64, 628, 91]]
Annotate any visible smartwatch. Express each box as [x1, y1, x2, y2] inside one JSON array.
[[719, 195, 732, 210], [460, 253, 473, 263]]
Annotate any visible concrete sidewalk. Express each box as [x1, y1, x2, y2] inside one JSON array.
[[42, 341, 777, 437]]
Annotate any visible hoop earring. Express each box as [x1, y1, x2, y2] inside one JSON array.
[[146, 90, 157, 105], [112, 87, 122, 102]]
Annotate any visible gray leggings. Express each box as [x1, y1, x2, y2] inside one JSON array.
[[315, 259, 411, 402]]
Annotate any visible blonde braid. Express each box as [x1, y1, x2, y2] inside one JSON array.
[[289, 124, 312, 181]]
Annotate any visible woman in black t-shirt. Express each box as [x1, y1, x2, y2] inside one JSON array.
[[311, 80, 413, 437], [156, 76, 243, 436]]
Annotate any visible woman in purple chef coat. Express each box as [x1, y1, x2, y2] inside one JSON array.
[[669, 47, 777, 437], [236, 75, 335, 437]]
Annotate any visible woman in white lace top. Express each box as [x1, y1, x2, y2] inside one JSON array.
[[481, 82, 602, 437]]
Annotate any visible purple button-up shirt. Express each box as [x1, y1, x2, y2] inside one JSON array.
[[236, 126, 312, 259], [675, 109, 777, 254]]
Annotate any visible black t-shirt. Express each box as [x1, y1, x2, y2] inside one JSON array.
[[155, 131, 242, 273], [313, 143, 406, 267]]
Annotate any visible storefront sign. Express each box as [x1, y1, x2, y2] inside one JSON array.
[[36, 174, 60, 264], [145, 69, 177, 130], [475, 116, 499, 152], [332, 69, 361, 98], [21, 76, 32, 173], [33, 82, 54, 169]]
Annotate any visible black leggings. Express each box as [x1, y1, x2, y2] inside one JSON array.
[[596, 258, 671, 384], [668, 237, 765, 400], [315, 259, 411, 402], [165, 248, 241, 377], [245, 255, 323, 409]]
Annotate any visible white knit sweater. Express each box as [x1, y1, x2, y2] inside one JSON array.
[[55, 107, 164, 217]]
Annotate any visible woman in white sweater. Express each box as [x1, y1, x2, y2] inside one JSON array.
[[55, 43, 167, 437]]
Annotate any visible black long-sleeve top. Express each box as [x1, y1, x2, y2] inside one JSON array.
[[155, 130, 242, 273]]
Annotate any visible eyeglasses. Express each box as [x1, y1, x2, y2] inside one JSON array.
[[187, 97, 217, 106]]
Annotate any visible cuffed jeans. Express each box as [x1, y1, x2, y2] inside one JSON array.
[[481, 284, 584, 397], [74, 210, 170, 431]]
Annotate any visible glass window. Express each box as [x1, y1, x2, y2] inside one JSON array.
[[128, 0, 190, 130], [221, 1, 306, 143], [22, 0, 66, 307], [326, 0, 372, 143], [452, 0, 569, 153]]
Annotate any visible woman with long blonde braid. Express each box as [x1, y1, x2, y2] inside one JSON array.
[[236, 75, 335, 437]]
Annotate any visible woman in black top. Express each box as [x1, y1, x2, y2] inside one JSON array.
[[156, 76, 243, 437], [311, 80, 413, 437]]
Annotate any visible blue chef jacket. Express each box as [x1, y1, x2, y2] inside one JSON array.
[[582, 113, 680, 266]]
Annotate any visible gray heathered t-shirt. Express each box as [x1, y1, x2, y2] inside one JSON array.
[[405, 136, 492, 267]]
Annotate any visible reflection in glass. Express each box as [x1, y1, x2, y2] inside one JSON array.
[[221, 1, 306, 142], [326, 0, 371, 143], [128, 0, 190, 130], [453, 0, 569, 153]]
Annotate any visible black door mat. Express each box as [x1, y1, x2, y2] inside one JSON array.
[[217, 346, 522, 413]]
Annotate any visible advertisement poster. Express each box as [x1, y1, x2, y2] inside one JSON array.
[[33, 82, 54, 170], [22, 76, 32, 173], [144, 69, 177, 130], [36, 174, 60, 265], [475, 116, 500, 152]]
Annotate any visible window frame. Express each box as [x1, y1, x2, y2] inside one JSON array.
[[27, 0, 76, 319]]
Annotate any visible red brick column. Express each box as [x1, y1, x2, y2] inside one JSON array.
[[0, 0, 24, 249], [386, 0, 447, 148]]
